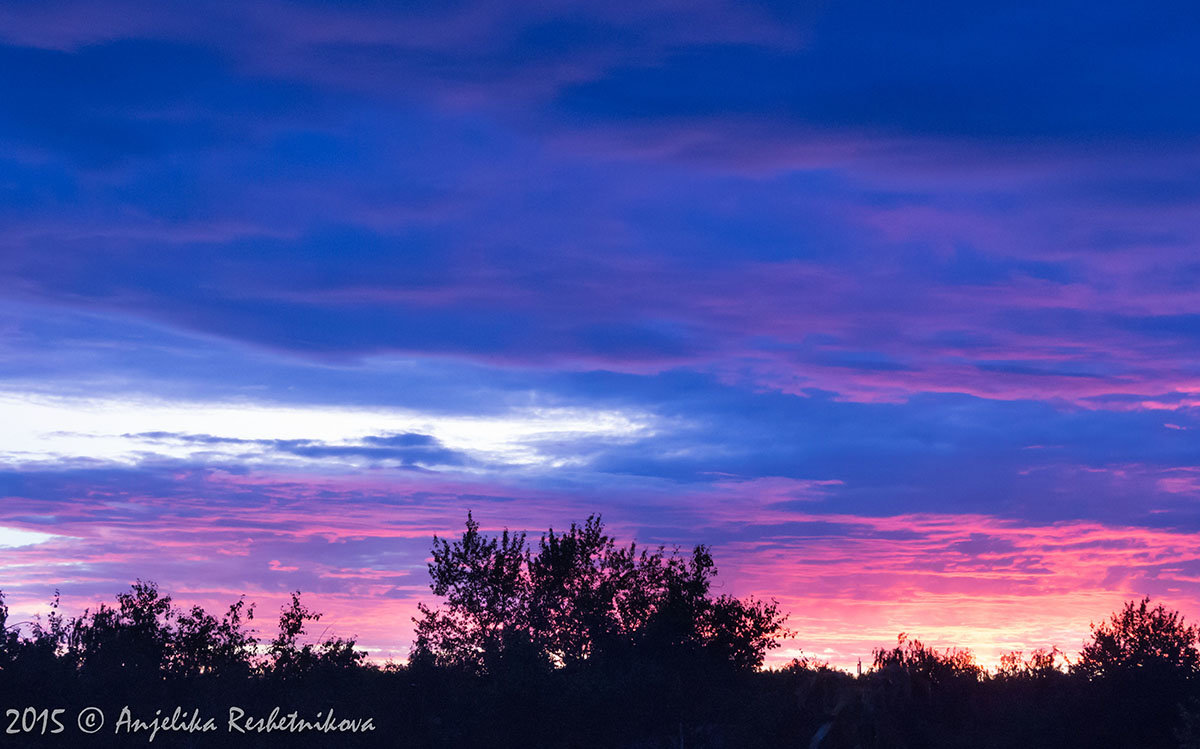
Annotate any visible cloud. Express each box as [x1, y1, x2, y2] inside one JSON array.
[[125, 431, 472, 469]]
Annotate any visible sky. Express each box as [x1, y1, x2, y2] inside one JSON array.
[[2, 0, 1200, 668]]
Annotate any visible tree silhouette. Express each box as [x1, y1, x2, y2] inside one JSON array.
[[871, 633, 982, 684], [526, 514, 617, 665], [72, 579, 174, 680], [995, 647, 1068, 680], [411, 513, 789, 675], [5, 543, 1200, 747], [412, 511, 530, 672], [268, 590, 366, 679], [1075, 596, 1200, 680], [168, 598, 257, 678]]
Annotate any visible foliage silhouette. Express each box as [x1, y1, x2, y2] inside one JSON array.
[[412, 513, 790, 675], [1076, 596, 1200, 679], [1071, 597, 1200, 748], [0, 517, 1199, 747]]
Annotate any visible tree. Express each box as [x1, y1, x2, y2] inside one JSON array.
[[995, 647, 1067, 680], [871, 634, 982, 685], [269, 591, 365, 678], [72, 580, 174, 679], [411, 513, 789, 674], [526, 515, 618, 665], [1073, 598, 1200, 749], [0, 591, 23, 670], [704, 592, 789, 670], [169, 598, 258, 678], [1075, 597, 1200, 680], [412, 512, 530, 672]]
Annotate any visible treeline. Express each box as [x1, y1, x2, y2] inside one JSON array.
[[3, 514, 1200, 748]]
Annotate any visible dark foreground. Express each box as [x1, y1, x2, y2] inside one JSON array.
[[3, 516, 1200, 748]]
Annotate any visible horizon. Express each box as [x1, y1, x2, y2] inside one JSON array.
[[0, 514, 1162, 673], [4, 1, 1200, 675]]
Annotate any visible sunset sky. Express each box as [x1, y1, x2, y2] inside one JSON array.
[[3, 1, 1200, 668]]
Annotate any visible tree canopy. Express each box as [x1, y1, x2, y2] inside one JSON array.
[[412, 513, 790, 673], [1076, 596, 1200, 680]]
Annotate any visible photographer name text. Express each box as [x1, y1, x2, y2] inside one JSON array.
[[5, 705, 376, 742]]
